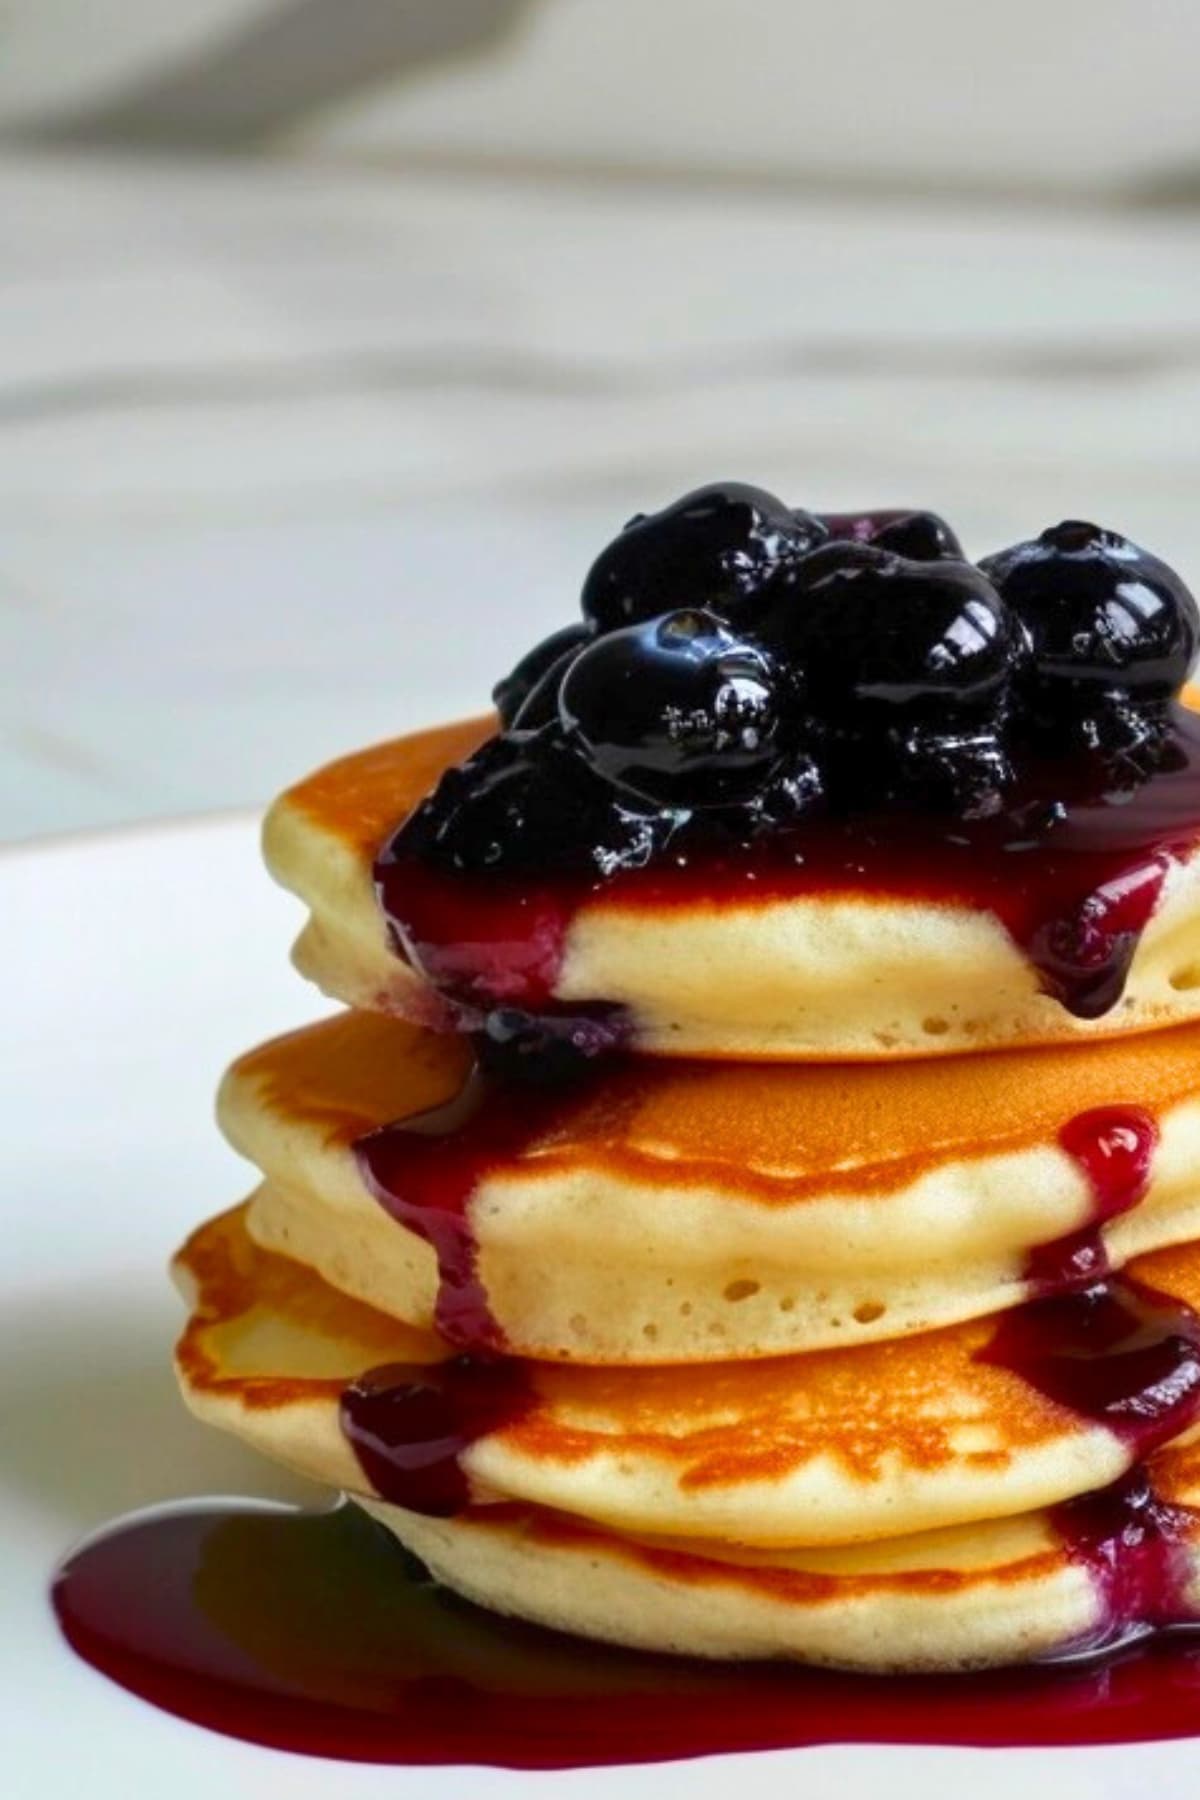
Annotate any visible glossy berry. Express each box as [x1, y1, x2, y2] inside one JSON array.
[[760, 543, 1019, 719], [493, 624, 592, 728], [397, 733, 668, 879], [581, 484, 826, 632], [821, 509, 964, 560], [882, 721, 1012, 819], [981, 521, 1200, 708], [559, 609, 783, 804]]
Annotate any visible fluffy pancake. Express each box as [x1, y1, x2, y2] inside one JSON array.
[[174, 1205, 1200, 1549], [360, 1459, 1200, 1671], [219, 1009, 1200, 1362], [262, 709, 1200, 1061]]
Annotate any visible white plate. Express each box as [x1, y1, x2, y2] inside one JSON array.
[[3, 815, 1199, 1799]]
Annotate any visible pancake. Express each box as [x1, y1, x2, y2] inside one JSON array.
[[174, 1205, 1200, 1550], [262, 707, 1200, 1062], [359, 1454, 1200, 1670], [219, 1009, 1200, 1362]]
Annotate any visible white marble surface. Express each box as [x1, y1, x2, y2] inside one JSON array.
[[3, 148, 1200, 842]]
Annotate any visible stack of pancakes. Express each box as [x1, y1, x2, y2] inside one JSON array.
[[176, 716, 1200, 1671]]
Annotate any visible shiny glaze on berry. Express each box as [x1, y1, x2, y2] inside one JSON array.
[[581, 482, 826, 632], [982, 522, 1200, 723], [493, 623, 592, 729], [559, 608, 785, 804], [822, 508, 964, 560], [760, 543, 1018, 718]]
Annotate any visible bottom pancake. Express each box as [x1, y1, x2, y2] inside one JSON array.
[[360, 1463, 1200, 1671]]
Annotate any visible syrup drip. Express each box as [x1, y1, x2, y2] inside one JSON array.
[[982, 1272, 1200, 1459], [374, 858, 575, 1014], [376, 708, 1200, 1021], [1026, 1106, 1159, 1296], [339, 1355, 533, 1516], [353, 1069, 584, 1350], [51, 1498, 1200, 1768], [1052, 1469, 1198, 1651]]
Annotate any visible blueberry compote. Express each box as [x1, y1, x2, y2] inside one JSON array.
[[376, 494, 1200, 1059]]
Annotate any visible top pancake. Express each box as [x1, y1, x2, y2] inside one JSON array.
[[263, 710, 1200, 1062]]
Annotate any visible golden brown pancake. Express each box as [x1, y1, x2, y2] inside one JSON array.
[[263, 708, 1200, 1061], [359, 1449, 1200, 1670], [174, 1205, 1200, 1549], [172, 1206, 1200, 1668], [220, 1009, 1200, 1360]]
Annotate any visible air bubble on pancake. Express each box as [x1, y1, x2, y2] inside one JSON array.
[[724, 1281, 761, 1303], [1170, 964, 1200, 992], [922, 1017, 950, 1036], [854, 1302, 887, 1324]]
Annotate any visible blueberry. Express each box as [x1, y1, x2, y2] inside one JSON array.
[[760, 542, 1019, 720], [493, 624, 592, 728], [581, 484, 827, 632], [981, 521, 1199, 711], [821, 509, 964, 560], [559, 609, 784, 804], [882, 721, 1013, 819], [395, 732, 669, 879]]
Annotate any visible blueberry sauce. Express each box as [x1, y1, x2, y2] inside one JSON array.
[[1026, 1106, 1159, 1295], [981, 1272, 1200, 1460], [340, 1356, 533, 1516], [1052, 1469, 1198, 1652], [51, 1497, 1200, 1768], [378, 706, 1200, 1023], [353, 1067, 592, 1349], [378, 495, 1200, 1032], [1060, 1106, 1159, 1218]]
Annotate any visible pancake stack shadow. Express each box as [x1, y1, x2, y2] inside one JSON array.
[[175, 720, 1200, 1672]]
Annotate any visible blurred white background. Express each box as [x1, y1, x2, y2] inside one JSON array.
[[1, 0, 1199, 839]]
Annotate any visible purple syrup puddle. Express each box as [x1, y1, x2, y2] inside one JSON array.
[[340, 1356, 534, 1516], [376, 706, 1200, 1023], [51, 1496, 1200, 1768]]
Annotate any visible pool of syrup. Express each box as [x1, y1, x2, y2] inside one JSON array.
[[51, 1499, 1200, 1768]]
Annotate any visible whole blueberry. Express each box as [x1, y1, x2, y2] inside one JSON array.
[[581, 484, 827, 632], [760, 542, 1019, 719], [393, 732, 667, 879], [559, 609, 784, 803], [980, 521, 1199, 708], [493, 623, 593, 728], [821, 509, 964, 560]]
